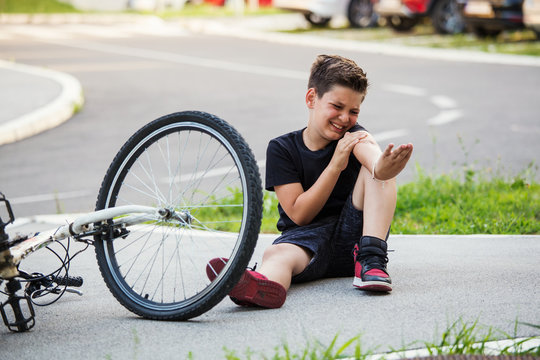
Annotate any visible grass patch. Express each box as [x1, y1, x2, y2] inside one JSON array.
[[223, 333, 371, 360], [148, 3, 286, 18], [419, 319, 540, 356], [221, 319, 539, 359], [393, 164, 540, 234], [0, 0, 80, 13], [259, 165, 540, 235]]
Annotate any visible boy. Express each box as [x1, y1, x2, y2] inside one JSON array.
[[207, 54, 413, 308]]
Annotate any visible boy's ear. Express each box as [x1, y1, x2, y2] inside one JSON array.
[[306, 88, 316, 109]]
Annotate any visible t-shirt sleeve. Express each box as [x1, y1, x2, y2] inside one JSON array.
[[265, 138, 301, 192], [349, 123, 367, 133]]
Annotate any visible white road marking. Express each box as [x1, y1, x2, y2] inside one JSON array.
[[3, 25, 74, 40], [382, 84, 427, 97], [430, 94, 458, 109], [8, 190, 93, 205], [43, 39, 309, 80], [427, 109, 463, 126], [373, 129, 410, 142]]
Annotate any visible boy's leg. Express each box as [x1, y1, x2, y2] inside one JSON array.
[[205, 243, 311, 308], [206, 256, 288, 309], [352, 166, 396, 239], [258, 243, 312, 290], [351, 165, 397, 291]]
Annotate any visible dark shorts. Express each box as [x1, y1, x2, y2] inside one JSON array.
[[272, 195, 364, 283]]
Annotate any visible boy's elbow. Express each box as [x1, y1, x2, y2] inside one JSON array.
[[289, 213, 312, 227], [292, 218, 309, 227]]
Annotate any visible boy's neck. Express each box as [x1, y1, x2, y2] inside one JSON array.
[[302, 127, 331, 151]]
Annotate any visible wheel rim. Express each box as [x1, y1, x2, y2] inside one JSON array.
[[350, 0, 375, 27], [435, 0, 464, 33], [102, 121, 249, 312]]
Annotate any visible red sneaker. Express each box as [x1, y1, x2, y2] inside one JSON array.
[[206, 257, 286, 308], [352, 237, 392, 292]]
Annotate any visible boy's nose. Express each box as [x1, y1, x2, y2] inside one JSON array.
[[338, 112, 349, 123]]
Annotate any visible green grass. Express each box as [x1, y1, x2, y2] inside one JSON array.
[[0, 0, 80, 13], [147, 3, 286, 18], [392, 165, 540, 234], [258, 165, 540, 235], [220, 319, 539, 359]]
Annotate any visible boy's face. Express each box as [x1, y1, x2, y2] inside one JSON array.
[[306, 85, 364, 146]]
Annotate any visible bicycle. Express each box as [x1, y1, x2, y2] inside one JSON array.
[[0, 111, 263, 332]]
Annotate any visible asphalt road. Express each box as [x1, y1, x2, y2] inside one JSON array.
[[0, 19, 539, 359], [0, 20, 539, 218]]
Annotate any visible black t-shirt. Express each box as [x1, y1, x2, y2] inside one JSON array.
[[265, 124, 365, 232]]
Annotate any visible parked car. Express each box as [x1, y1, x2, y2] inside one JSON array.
[[374, 0, 466, 33], [458, 0, 524, 37], [522, 0, 540, 37], [273, 0, 379, 28]]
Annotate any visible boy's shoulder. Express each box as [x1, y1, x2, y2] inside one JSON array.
[[268, 129, 304, 153], [270, 128, 303, 144]]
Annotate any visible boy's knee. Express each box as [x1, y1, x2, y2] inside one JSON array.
[[264, 243, 296, 260], [263, 243, 313, 276], [263, 243, 312, 264]]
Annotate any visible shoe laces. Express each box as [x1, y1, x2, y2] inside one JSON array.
[[360, 253, 388, 271]]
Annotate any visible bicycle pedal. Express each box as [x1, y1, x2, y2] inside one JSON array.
[[0, 295, 36, 332]]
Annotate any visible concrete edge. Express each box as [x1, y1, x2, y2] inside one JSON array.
[[366, 337, 540, 360], [0, 60, 84, 146], [0, 13, 165, 25]]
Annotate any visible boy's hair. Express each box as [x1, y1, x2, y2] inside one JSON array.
[[308, 55, 369, 98]]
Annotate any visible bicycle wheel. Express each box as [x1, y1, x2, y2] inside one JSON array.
[[94, 111, 262, 320]]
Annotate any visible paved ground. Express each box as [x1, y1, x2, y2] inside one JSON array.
[[1, 217, 539, 359]]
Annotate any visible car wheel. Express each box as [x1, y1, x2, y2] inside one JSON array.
[[347, 0, 379, 28], [431, 0, 465, 34], [386, 15, 419, 31], [303, 13, 332, 27]]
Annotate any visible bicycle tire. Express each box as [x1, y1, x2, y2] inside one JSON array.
[[94, 111, 262, 320]]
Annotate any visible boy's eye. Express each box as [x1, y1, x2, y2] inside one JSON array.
[[332, 104, 342, 109]]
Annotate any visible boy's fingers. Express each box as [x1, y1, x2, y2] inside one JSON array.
[[383, 143, 394, 157]]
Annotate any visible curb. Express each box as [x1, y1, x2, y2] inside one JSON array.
[[0, 60, 84, 146], [0, 13, 164, 25]]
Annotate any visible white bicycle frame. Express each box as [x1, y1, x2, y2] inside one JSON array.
[[0, 205, 180, 279]]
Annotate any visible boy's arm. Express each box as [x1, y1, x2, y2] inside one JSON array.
[[352, 132, 413, 180], [275, 131, 367, 226]]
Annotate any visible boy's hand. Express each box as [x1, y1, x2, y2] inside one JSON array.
[[330, 131, 368, 172], [374, 143, 414, 180]]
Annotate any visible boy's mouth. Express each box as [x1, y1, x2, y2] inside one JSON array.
[[330, 122, 346, 132]]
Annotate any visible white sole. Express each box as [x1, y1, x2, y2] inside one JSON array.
[[353, 277, 392, 291]]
